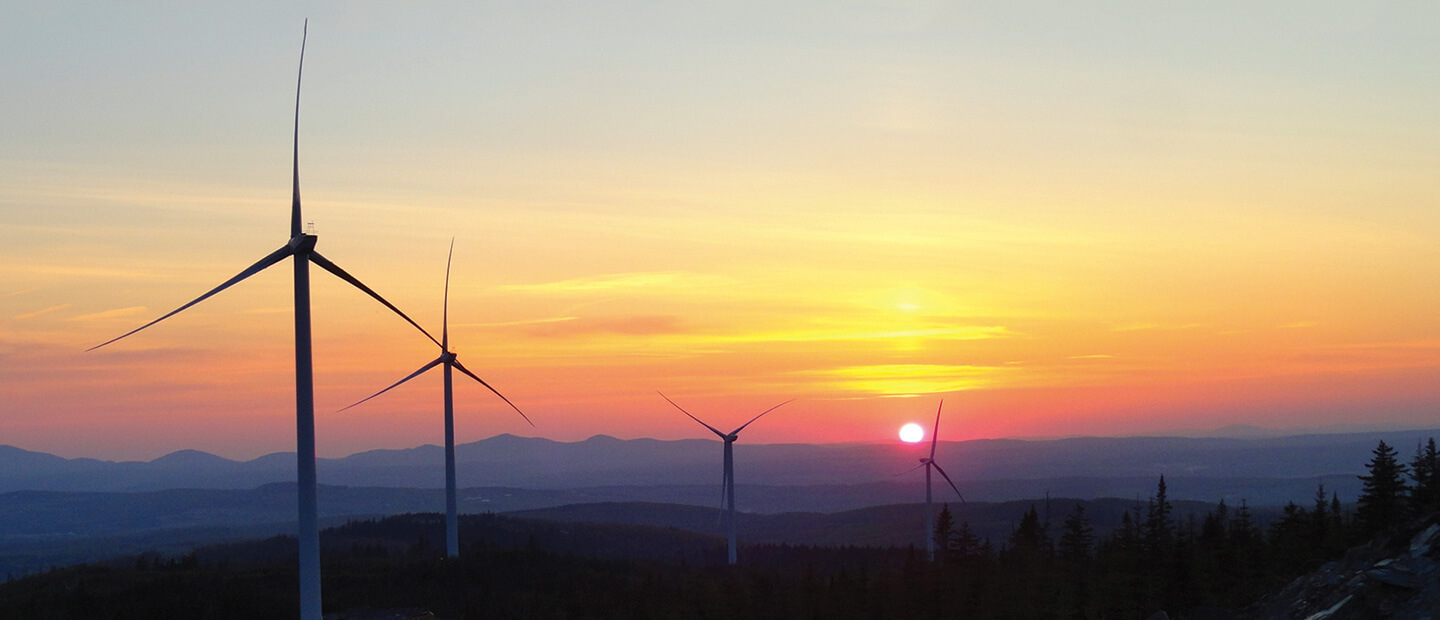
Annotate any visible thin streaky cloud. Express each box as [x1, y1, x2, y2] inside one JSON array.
[[13, 304, 72, 320], [1068, 354, 1114, 360], [18, 265, 169, 281], [499, 272, 733, 293], [1, 288, 37, 299], [68, 306, 147, 322], [454, 316, 578, 328], [1111, 323, 1204, 332]]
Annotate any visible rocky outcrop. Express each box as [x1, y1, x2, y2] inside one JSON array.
[[1245, 515, 1440, 619]]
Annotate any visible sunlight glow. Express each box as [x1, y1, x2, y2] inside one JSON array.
[[899, 423, 925, 443]]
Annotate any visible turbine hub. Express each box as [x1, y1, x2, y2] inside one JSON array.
[[441, 352, 457, 363], [920, 458, 932, 464]]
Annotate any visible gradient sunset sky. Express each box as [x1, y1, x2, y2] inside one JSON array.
[[3, 3, 1439, 460]]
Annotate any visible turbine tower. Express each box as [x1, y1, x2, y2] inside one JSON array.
[[340, 240, 532, 558], [903, 400, 965, 562], [660, 392, 792, 565], [88, 22, 435, 620]]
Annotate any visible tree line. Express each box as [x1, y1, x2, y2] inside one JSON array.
[[926, 436, 1440, 618], [2, 437, 1437, 619]]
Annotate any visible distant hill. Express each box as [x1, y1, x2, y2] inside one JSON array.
[[3, 429, 1434, 500], [509, 497, 1276, 548]]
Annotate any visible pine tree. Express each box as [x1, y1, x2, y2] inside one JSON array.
[[953, 520, 981, 559], [1058, 503, 1094, 563], [1357, 440, 1410, 535], [1144, 475, 1174, 558], [1409, 438, 1440, 514], [1010, 504, 1052, 559], [933, 503, 956, 561]]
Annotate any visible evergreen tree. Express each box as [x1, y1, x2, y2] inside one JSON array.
[[1356, 440, 1410, 535], [1268, 502, 1311, 575], [1409, 438, 1440, 514], [933, 503, 955, 562], [1144, 475, 1174, 558], [1309, 482, 1328, 538], [953, 520, 981, 560], [1009, 504, 1053, 559], [1058, 503, 1094, 563]]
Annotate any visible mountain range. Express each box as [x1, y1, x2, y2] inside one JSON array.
[[5, 428, 1437, 502]]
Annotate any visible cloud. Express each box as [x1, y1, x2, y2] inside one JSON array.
[[69, 306, 147, 321], [794, 364, 1007, 396], [523, 315, 688, 338], [13, 304, 71, 320], [1068, 354, 1114, 360], [499, 272, 731, 294], [1111, 323, 1202, 332], [456, 317, 579, 329]]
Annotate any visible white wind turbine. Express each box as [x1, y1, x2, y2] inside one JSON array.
[[659, 392, 792, 565], [87, 22, 435, 620], [339, 240, 532, 558], [901, 400, 965, 562]]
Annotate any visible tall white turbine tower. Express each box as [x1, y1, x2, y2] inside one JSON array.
[[340, 240, 532, 558], [87, 23, 435, 620], [660, 393, 792, 565], [903, 400, 965, 562]]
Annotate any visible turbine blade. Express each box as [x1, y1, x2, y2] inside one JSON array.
[[310, 251, 441, 347], [929, 400, 944, 460], [893, 462, 927, 477], [732, 398, 795, 435], [452, 359, 534, 427], [930, 462, 966, 504], [292, 20, 307, 238], [657, 391, 725, 438], [88, 244, 292, 351], [337, 357, 443, 412], [442, 238, 454, 350]]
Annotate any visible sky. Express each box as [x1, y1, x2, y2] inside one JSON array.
[[3, 2, 1439, 461]]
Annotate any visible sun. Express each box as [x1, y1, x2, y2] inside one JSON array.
[[899, 423, 925, 443]]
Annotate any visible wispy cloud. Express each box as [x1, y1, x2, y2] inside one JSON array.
[[523, 315, 687, 338], [69, 306, 147, 321], [499, 272, 731, 294], [1, 288, 37, 299], [1068, 354, 1114, 360], [794, 364, 1007, 396], [455, 317, 579, 328], [1111, 322, 1203, 332], [721, 325, 1011, 345], [13, 304, 72, 320], [21, 265, 164, 281]]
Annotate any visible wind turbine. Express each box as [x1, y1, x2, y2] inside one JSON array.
[[902, 400, 965, 562], [659, 392, 792, 565], [88, 22, 436, 620], [339, 240, 532, 558]]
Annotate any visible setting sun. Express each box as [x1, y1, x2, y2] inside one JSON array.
[[898, 423, 925, 443]]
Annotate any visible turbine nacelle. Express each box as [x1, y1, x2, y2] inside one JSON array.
[[441, 351, 458, 363], [288, 233, 318, 254]]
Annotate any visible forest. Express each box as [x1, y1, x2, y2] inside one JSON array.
[[0, 438, 1435, 619]]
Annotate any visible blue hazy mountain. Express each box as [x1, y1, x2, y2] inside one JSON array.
[[3, 429, 1436, 498]]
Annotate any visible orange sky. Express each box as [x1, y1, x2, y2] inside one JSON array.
[[3, 4, 1439, 460]]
